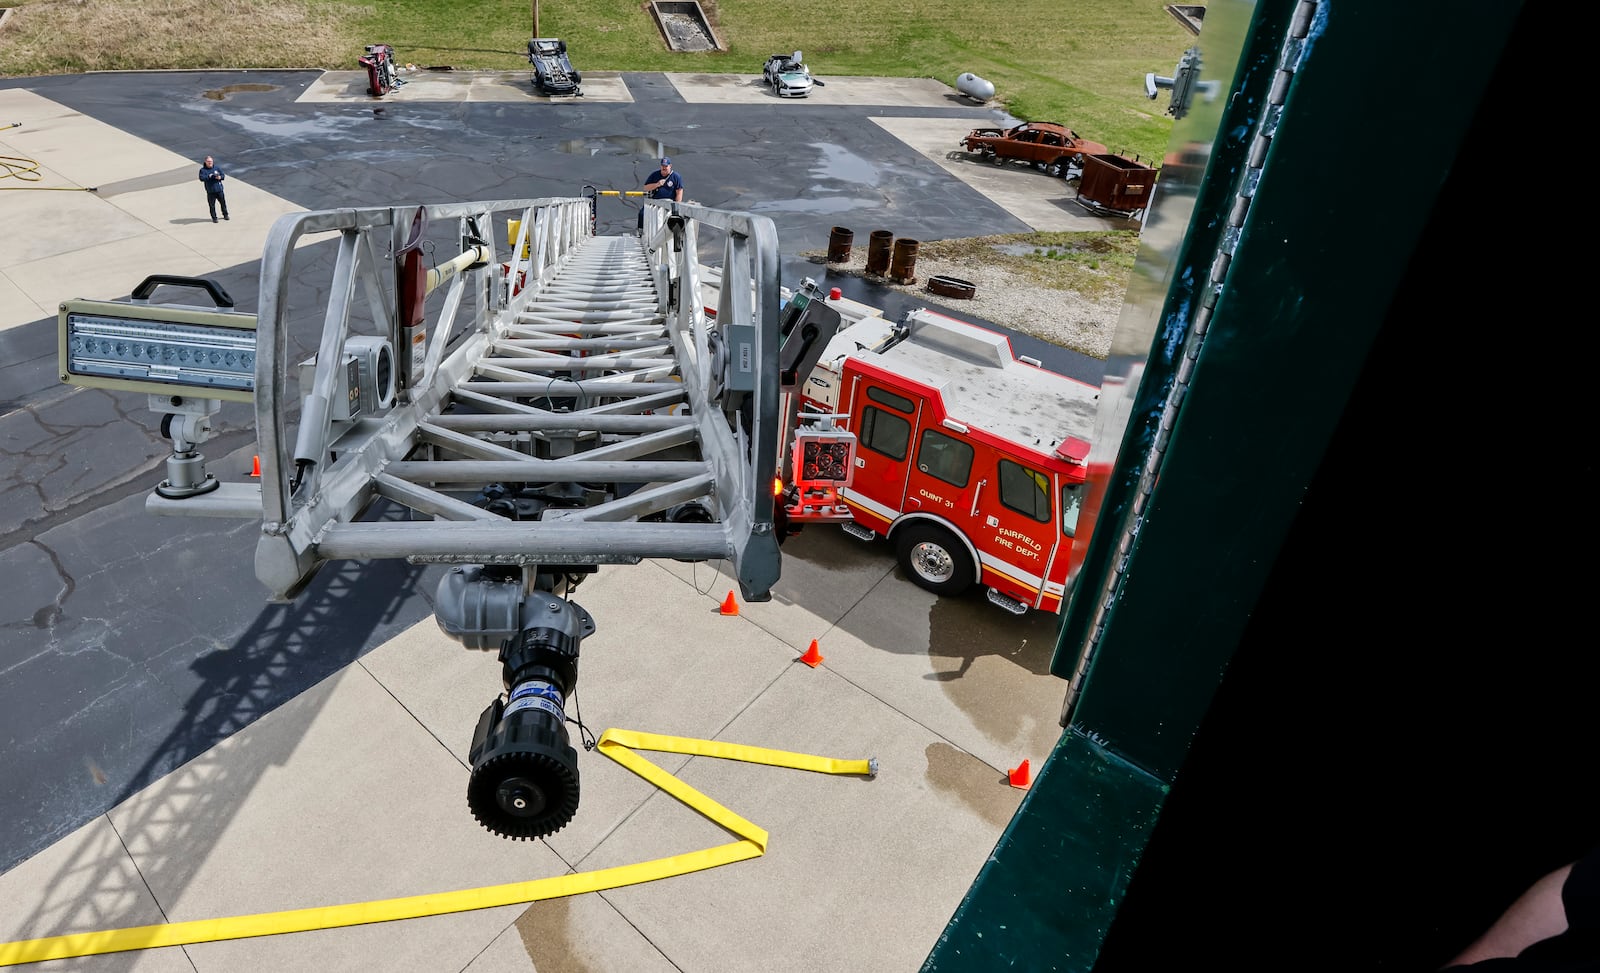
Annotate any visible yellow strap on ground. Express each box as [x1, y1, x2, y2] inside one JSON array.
[[0, 728, 874, 967], [601, 727, 877, 778]]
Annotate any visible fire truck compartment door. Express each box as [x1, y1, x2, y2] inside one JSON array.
[[846, 387, 922, 520], [973, 461, 1054, 580]]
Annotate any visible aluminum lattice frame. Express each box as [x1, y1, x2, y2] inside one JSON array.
[[172, 196, 783, 603]]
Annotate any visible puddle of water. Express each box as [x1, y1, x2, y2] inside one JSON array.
[[747, 196, 878, 215], [556, 135, 676, 158], [202, 83, 279, 101], [808, 142, 880, 186], [212, 107, 461, 139]]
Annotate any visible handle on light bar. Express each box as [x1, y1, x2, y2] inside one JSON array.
[[130, 275, 236, 308]]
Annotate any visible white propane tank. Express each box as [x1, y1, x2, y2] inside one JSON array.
[[956, 73, 995, 102]]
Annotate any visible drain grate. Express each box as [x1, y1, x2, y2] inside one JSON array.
[[650, 1, 720, 51]]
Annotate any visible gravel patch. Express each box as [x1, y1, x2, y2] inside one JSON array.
[[796, 245, 1122, 360]]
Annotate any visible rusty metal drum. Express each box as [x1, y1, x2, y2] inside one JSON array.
[[866, 229, 894, 275]]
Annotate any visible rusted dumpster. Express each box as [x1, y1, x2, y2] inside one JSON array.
[[1074, 154, 1158, 220]]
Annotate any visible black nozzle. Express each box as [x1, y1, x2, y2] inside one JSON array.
[[466, 597, 594, 840], [466, 689, 579, 839]]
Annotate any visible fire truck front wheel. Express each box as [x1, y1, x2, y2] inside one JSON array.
[[895, 524, 976, 596]]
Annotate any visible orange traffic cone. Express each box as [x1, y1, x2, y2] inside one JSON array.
[[250, 455, 261, 477], [799, 638, 824, 667], [719, 590, 740, 616], [1007, 759, 1031, 789]]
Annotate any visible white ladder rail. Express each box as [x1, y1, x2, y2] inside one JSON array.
[[206, 197, 784, 602]]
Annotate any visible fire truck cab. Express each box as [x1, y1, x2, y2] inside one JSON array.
[[791, 296, 1099, 615]]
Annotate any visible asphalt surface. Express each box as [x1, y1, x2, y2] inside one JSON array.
[[0, 68, 1100, 880]]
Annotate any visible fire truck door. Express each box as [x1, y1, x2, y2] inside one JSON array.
[[904, 425, 974, 523], [972, 456, 1055, 581], [845, 382, 923, 522]]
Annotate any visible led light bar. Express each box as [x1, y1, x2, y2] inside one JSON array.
[[59, 299, 258, 402]]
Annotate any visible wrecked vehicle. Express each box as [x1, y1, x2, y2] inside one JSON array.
[[960, 121, 1107, 177], [763, 51, 814, 98], [528, 37, 582, 96]]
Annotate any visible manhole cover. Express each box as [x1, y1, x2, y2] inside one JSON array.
[[927, 275, 976, 299]]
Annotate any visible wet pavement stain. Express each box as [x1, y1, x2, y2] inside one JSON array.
[[923, 740, 1021, 830], [923, 592, 1065, 751], [748, 196, 879, 215], [557, 134, 679, 158], [515, 897, 599, 973], [925, 593, 1057, 681], [201, 83, 279, 101], [807, 142, 880, 185]]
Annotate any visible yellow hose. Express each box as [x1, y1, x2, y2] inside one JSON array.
[[0, 154, 42, 183], [0, 132, 98, 192], [0, 150, 96, 192], [0, 727, 875, 967]]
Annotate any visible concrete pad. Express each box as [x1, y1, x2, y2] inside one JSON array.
[[358, 615, 506, 763], [872, 116, 1142, 234], [666, 73, 968, 109], [298, 70, 634, 105], [0, 170, 145, 266], [0, 90, 329, 331], [651, 524, 1070, 774], [650, 525, 899, 642], [0, 270, 49, 328], [466, 892, 681, 972], [0, 86, 79, 126], [109, 182, 288, 265], [103, 665, 569, 973], [7, 232, 220, 317], [828, 571, 1069, 774], [579, 664, 1024, 973], [0, 816, 193, 971], [0, 89, 200, 192]]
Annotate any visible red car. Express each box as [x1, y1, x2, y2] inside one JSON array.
[[961, 121, 1108, 177]]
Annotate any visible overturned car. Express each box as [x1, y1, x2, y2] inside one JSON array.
[[529, 37, 582, 96]]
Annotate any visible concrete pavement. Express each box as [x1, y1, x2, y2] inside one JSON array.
[[0, 68, 1104, 972]]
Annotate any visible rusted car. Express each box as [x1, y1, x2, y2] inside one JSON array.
[[960, 122, 1108, 177]]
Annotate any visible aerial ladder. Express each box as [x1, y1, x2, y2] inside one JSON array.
[[58, 195, 818, 840]]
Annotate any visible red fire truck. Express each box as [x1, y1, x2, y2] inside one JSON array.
[[776, 282, 1099, 616]]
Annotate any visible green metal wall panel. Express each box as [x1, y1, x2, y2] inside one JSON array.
[[926, 0, 1529, 968]]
